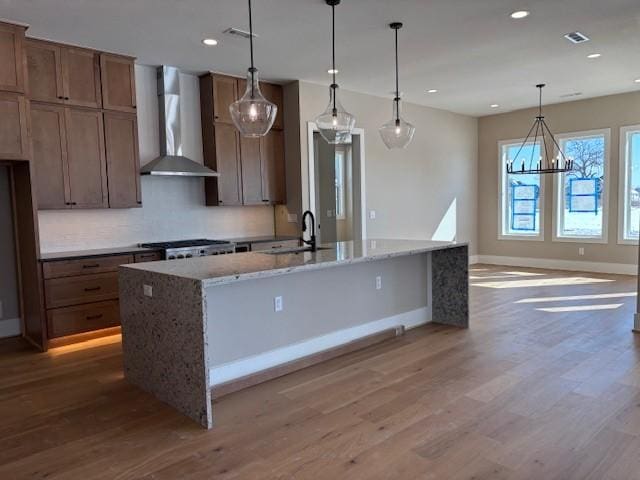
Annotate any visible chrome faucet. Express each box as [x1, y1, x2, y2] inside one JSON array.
[[301, 210, 317, 252]]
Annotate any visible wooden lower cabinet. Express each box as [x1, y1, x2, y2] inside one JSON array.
[[47, 300, 119, 338], [0, 91, 29, 160]]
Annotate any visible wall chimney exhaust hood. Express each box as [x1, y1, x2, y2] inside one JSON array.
[[141, 66, 219, 177]]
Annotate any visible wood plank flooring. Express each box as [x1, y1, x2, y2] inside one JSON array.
[[1, 265, 640, 479]]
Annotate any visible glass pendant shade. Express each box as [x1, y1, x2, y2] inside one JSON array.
[[315, 84, 356, 144], [379, 99, 415, 149], [229, 68, 277, 137]]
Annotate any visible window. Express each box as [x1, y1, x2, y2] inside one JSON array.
[[498, 140, 544, 240], [334, 149, 346, 219], [619, 125, 640, 243], [554, 129, 610, 242]]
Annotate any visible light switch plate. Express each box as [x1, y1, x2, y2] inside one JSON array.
[[376, 276, 382, 290], [274, 296, 283, 312], [369, 210, 376, 220], [578, 247, 585, 256], [143, 285, 153, 297]]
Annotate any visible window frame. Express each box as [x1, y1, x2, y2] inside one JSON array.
[[618, 124, 640, 245], [552, 128, 611, 244], [497, 138, 545, 242]]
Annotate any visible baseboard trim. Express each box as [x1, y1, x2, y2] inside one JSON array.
[[209, 306, 430, 394], [469, 255, 480, 265], [475, 255, 637, 275], [0, 318, 21, 339]]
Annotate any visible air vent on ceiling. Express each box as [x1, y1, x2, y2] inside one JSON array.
[[564, 32, 590, 44], [223, 27, 257, 39]]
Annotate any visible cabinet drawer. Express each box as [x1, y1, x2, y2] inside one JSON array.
[[251, 239, 300, 251], [47, 300, 119, 338], [42, 254, 133, 279], [134, 251, 162, 263], [45, 272, 119, 309]]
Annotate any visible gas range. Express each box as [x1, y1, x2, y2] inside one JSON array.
[[139, 239, 235, 260]]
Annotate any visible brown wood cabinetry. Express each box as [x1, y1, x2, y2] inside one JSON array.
[[26, 40, 101, 108], [47, 300, 119, 338], [0, 22, 26, 93], [104, 112, 141, 208], [100, 53, 136, 113], [200, 73, 286, 207], [0, 91, 29, 160]]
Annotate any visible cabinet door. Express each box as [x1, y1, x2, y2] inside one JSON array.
[[240, 136, 263, 205], [0, 22, 25, 93], [0, 92, 29, 160], [100, 54, 136, 113], [260, 130, 286, 204], [214, 123, 242, 205], [26, 40, 64, 103], [260, 82, 283, 130], [62, 47, 102, 108], [212, 75, 237, 124], [31, 103, 70, 209], [104, 112, 141, 208], [65, 108, 108, 208]]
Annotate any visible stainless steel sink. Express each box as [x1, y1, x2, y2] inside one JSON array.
[[260, 246, 333, 255]]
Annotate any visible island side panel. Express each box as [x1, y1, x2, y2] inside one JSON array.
[[119, 267, 212, 428], [430, 245, 469, 328]]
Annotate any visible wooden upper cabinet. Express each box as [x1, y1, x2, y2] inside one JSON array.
[[65, 108, 108, 208], [212, 74, 237, 124], [261, 130, 286, 204], [104, 112, 141, 208], [27, 40, 102, 108], [26, 40, 64, 103], [0, 22, 26, 93], [30, 103, 69, 209], [0, 92, 29, 160], [214, 123, 242, 206], [240, 136, 263, 205], [260, 82, 283, 130], [62, 47, 101, 108], [100, 53, 136, 113]]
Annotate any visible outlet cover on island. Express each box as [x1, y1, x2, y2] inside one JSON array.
[[369, 210, 376, 220], [578, 247, 585, 256], [274, 296, 283, 312], [143, 285, 153, 297]]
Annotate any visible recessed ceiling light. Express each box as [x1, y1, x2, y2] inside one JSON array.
[[327, 68, 339, 74], [510, 10, 530, 19], [490, 104, 500, 108], [587, 53, 601, 59], [427, 89, 438, 93], [634, 78, 640, 83], [202, 38, 218, 46]]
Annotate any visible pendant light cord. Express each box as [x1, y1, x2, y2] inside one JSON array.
[[394, 26, 400, 123], [331, 2, 337, 115], [248, 0, 255, 98]]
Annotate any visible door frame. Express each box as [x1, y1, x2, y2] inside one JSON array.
[[306, 122, 367, 241]]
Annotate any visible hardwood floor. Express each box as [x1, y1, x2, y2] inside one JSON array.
[[1, 265, 640, 479]]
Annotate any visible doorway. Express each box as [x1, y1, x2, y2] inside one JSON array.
[[308, 125, 366, 244]]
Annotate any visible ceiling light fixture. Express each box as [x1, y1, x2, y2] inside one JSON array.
[[315, 0, 355, 145], [229, 0, 277, 137], [510, 10, 530, 19], [379, 23, 415, 149], [327, 68, 339, 74], [202, 38, 218, 46], [490, 104, 500, 108], [587, 53, 601, 59], [506, 84, 573, 175], [634, 78, 640, 83], [427, 89, 438, 93]]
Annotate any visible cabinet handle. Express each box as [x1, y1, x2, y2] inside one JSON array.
[[86, 314, 103, 321], [82, 264, 100, 269], [58, 96, 65, 100], [84, 286, 102, 292], [71, 202, 77, 205], [214, 115, 219, 119], [64, 97, 70, 100]]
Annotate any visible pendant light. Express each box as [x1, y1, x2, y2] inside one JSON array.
[[379, 22, 415, 149], [506, 84, 574, 174], [314, 0, 355, 145], [229, 0, 277, 137]]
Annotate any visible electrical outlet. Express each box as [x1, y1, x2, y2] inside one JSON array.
[[274, 296, 283, 312], [287, 213, 298, 223], [369, 210, 376, 220], [143, 285, 153, 297], [578, 247, 585, 256], [370, 240, 377, 249], [376, 276, 382, 290]]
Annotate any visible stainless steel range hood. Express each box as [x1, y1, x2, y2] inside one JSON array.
[[141, 66, 219, 177]]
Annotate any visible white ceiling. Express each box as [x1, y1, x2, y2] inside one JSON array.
[[4, 0, 640, 116]]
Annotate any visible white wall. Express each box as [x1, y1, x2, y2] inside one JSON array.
[[276, 81, 478, 254], [0, 166, 21, 337], [38, 65, 275, 253]]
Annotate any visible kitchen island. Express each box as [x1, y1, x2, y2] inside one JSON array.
[[119, 239, 468, 428]]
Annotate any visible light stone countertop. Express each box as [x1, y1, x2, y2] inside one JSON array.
[[120, 239, 468, 288]]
